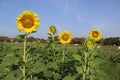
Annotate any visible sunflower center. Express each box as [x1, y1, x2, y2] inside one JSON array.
[[62, 35, 68, 41], [50, 28, 54, 33], [92, 31, 98, 38], [21, 16, 34, 28]]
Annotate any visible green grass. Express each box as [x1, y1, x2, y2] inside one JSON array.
[[96, 46, 120, 80], [0, 42, 120, 80], [101, 46, 120, 54]]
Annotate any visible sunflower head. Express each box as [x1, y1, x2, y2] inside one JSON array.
[[16, 10, 40, 34], [48, 26, 57, 35], [58, 30, 72, 44], [85, 39, 95, 50], [89, 29, 102, 41]]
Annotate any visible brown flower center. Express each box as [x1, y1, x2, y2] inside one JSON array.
[[21, 15, 34, 28], [92, 31, 99, 38], [62, 35, 69, 41]]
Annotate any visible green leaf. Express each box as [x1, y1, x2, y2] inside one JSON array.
[[4, 69, 22, 80], [31, 61, 47, 73], [33, 77, 38, 80], [89, 58, 101, 68], [0, 67, 10, 79], [72, 53, 81, 61], [53, 73, 61, 80], [26, 78, 31, 80], [63, 75, 75, 80], [0, 56, 19, 67], [44, 71, 53, 77], [46, 62, 58, 70], [75, 66, 83, 74]]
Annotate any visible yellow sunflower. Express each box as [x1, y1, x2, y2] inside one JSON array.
[[16, 10, 40, 34], [58, 30, 72, 44], [89, 29, 102, 41], [48, 26, 56, 35], [85, 39, 95, 50]]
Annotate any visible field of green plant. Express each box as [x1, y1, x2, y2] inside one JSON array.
[[0, 10, 120, 80], [0, 41, 120, 80]]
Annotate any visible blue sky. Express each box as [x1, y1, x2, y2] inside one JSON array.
[[0, 0, 120, 39]]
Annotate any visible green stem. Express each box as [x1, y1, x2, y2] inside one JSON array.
[[52, 34, 55, 79], [62, 45, 65, 75], [23, 33, 27, 80], [87, 52, 90, 79], [83, 53, 87, 80], [87, 61, 90, 79], [52, 34, 55, 56]]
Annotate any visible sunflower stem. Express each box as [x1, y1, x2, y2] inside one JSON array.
[[51, 34, 55, 79], [52, 34, 55, 56], [23, 33, 27, 80], [62, 45, 65, 77], [83, 53, 87, 80]]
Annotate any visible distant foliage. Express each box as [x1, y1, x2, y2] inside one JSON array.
[[0, 36, 120, 46]]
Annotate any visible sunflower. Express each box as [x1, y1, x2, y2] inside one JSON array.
[[58, 30, 72, 44], [16, 10, 40, 34], [85, 39, 95, 50], [48, 26, 56, 35], [89, 29, 102, 41]]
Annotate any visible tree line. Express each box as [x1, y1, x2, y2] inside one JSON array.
[[0, 36, 120, 46]]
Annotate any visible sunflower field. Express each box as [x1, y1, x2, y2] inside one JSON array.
[[0, 10, 120, 80]]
